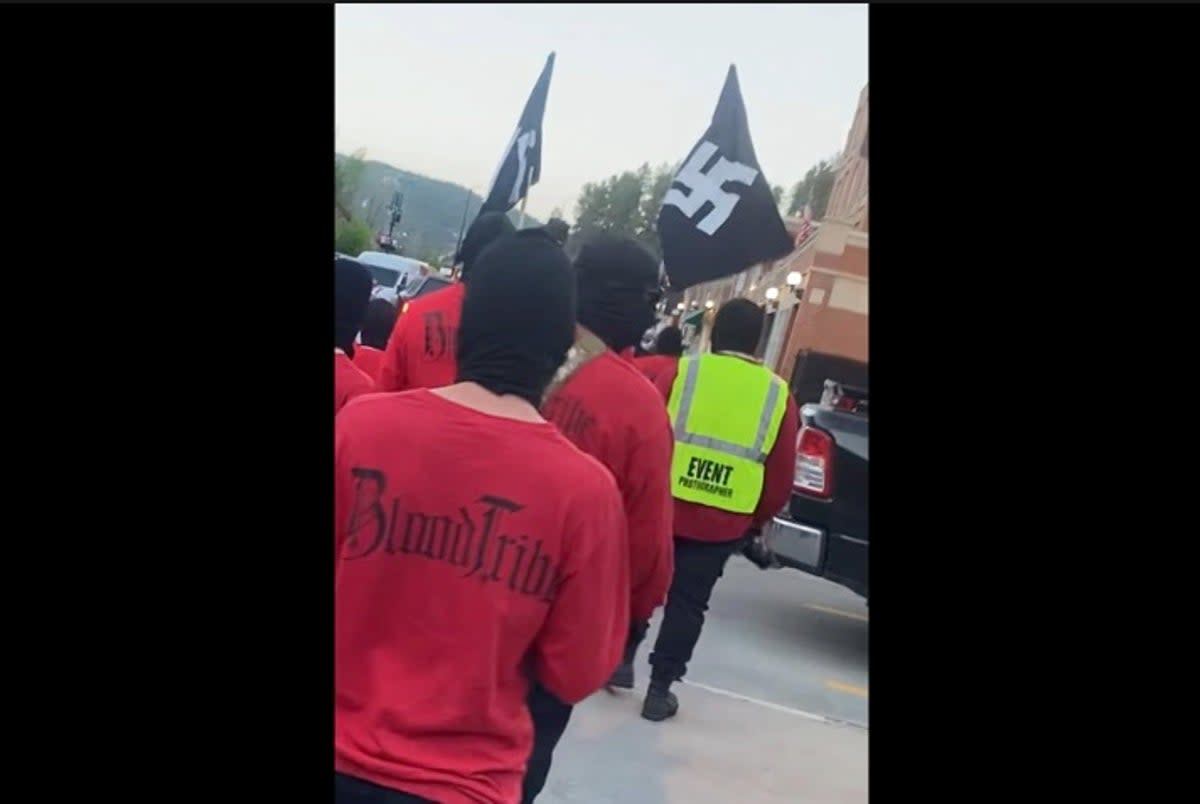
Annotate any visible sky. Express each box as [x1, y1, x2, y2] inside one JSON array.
[[336, 3, 868, 223]]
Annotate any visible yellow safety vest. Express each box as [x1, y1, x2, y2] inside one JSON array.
[[666, 353, 789, 514]]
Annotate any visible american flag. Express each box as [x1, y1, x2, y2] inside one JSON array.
[[794, 203, 813, 249]]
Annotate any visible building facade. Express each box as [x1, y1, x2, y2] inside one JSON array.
[[676, 83, 869, 385]]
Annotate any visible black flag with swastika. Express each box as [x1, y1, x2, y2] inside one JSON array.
[[657, 65, 793, 291], [479, 52, 555, 217]]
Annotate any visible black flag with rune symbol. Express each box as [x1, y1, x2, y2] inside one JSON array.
[[657, 65, 793, 291], [479, 52, 555, 217]]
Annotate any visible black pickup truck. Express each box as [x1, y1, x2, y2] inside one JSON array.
[[761, 381, 868, 600]]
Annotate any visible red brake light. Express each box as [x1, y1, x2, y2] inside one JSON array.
[[794, 425, 833, 498]]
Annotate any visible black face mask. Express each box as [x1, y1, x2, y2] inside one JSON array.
[[457, 212, 516, 280], [335, 256, 373, 354], [578, 282, 660, 353], [571, 234, 663, 353], [456, 231, 576, 407]]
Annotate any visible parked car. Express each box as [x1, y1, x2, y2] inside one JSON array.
[[761, 380, 868, 600], [355, 251, 431, 303], [397, 274, 454, 312]]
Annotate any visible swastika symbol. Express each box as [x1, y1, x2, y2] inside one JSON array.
[[662, 141, 758, 236]]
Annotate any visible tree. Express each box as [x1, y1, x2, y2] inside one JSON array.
[[771, 185, 784, 207], [335, 217, 373, 256], [573, 162, 675, 260], [787, 159, 837, 219], [335, 148, 376, 255], [335, 148, 367, 220]]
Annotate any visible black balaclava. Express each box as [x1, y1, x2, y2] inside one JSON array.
[[457, 212, 516, 280], [573, 234, 661, 352], [711, 298, 766, 356], [360, 298, 398, 350], [335, 256, 373, 356], [654, 326, 684, 357], [456, 229, 576, 407]]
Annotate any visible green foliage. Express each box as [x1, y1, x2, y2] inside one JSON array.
[[335, 153, 542, 261], [335, 149, 367, 220], [787, 160, 837, 218], [771, 185, 784, 206], [335, 217, 374, 256], [573, 162, 675, 260]]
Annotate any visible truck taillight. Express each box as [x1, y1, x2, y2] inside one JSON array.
[[794, 426, 833, 498]]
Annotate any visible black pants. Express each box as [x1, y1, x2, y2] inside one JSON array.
[[649, 535, 742, 685], [335, 773, 434, 804], [623, 618, 650, 664], [521, 682, 574, 804]]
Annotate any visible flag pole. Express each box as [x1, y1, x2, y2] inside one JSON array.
[[517, 165, 533, 229], [454, 185, 473, 259]]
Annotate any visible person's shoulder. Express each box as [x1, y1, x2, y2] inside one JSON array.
[[630, 354, 663, 371], [597, 350, 665, 398], [338, 387, 429, 426], [337, 352, 373, 381], [550, 434, 622, 502], [404, 280, 463, 313]]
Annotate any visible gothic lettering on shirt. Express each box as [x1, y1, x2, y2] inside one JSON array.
[[542, 392, 596, 444], [422, 311, 456, 361], [342, 469, 566, 603]]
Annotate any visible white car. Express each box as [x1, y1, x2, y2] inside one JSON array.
[[355, 251, 431, 303]]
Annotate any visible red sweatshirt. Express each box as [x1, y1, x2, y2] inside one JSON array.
[[352, 344, 385, 383], [543, 350, 675, 622], [654, 358, 800, 544], [334, 390, 629, 804], [631, 354, 678, 386], [335, 351, 376, 414], [378, 282, 465, 392]]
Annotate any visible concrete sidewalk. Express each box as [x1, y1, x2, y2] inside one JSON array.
[[539, 681, 868, 804]]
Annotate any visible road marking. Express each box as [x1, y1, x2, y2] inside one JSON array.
[[804, 603, 868, 622], [682, 679, 865, 728], [825, 680, 868, 698]]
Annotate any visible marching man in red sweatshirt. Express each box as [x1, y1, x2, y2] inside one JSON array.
[[377, 211, 514, 392], [522, 234, 675, 802], [334, 229, 630, 804], [642, 299, 799, 722]]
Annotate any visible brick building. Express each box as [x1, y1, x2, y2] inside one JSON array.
[[677, 83, 868, 385]]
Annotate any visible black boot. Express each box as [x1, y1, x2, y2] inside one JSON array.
[[607, 620, 647, 690], [607, 659, 634, 690], [641, 680, 679, 722]]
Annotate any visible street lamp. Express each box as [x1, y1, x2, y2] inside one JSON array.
[[786, 270, 804, 300], [704, 299, 715, 310], [676, 302, 685, 312], [764, 286, 780, 302]]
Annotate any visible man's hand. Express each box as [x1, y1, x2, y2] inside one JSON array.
[[740, 529, 780, 571]]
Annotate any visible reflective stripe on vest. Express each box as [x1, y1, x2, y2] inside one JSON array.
[[666, 354, 788, 514], [673, 357, 783, 463]]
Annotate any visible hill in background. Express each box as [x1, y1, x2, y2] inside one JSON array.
[[337, 153, 543, 262]]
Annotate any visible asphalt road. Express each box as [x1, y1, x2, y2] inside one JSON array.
[[540, 556, 869, 804]]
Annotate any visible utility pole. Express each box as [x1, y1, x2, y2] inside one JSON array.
[[387, 191, 404, 240]]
